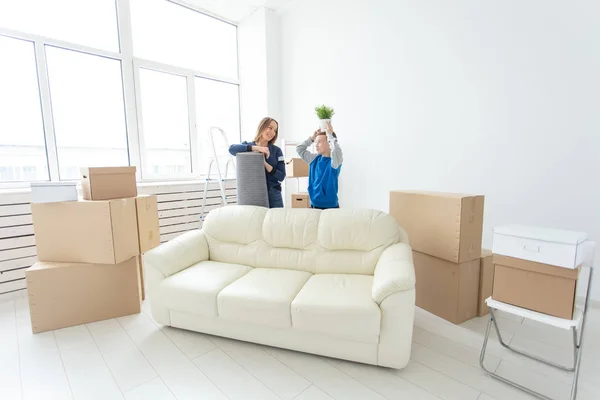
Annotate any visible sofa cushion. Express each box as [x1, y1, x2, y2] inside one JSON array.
[[158, 261, 251, 316], [203, 205, 267, 244], [316, 209, 403, 275], [291, 274, 381, 344], [218, 268, 312, 328], [262, 208, 319, 249]]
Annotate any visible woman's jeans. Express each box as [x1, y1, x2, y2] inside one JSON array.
[[268, 186, 284, 208]]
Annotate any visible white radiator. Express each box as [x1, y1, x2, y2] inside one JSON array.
[[0, 179, 237, 299]]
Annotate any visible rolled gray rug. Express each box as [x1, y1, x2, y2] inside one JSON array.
[[236, 152, 269, 208]]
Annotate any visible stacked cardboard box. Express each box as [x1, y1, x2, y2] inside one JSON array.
[[286, 158, 309, 177], [292, 193, 310, 208], [491, 226, 595, 319], [390, 191, 485, 324], [27, 166, 160, 333]]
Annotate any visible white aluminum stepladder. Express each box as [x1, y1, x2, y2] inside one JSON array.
[[199, 127, 236, 223]]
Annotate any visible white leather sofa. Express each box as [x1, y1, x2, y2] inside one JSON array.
[[143, 205, 416, 368]]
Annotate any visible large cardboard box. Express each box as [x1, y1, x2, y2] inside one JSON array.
[[413, 250, 480, 324], [286, 158, 309, 177], [492, 254, 579, 319], [292, 193, 310, 208], [81, 166, 137, 200], [477, 249, 494, 317], [135, 195, 160, 300], [31, 198, 139, 264], [26, 257, 142, 333], [390, 191, 484, 263]]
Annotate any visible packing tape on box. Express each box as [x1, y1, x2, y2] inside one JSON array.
[[235, 152, 269, 208]]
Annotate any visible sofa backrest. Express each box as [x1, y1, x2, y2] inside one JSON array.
[[202, 205, 408, 275]]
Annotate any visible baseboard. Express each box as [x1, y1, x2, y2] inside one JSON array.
[[0, 288, 27, 303]]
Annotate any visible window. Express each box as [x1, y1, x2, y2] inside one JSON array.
[[45, 46, 129, 180], [137, 68, 191, 178], [0, 0, 240, 186], [0, 35, 49, 182], [195, 77, 241, 174], [130, 0, 238, 79], [0, 0, 119, 52]]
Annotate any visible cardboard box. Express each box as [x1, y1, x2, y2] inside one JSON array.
[[292, 193, 310, 208], [31, 198, 139, 264], [477, 249, 494, 317], [135, 195, 160, 253], [135, 195, 160, 300], [286, 158, 309, 177], [26, 257, 142, 333], [413, 250, 480, 324], [390, 191, 484, 263], [30, 182, 78, 203], [492, 254, 579, 319], [493, 225, 590, 269], [81, 166, 137, 200]]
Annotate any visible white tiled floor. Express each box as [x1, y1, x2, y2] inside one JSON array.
[[1, 289, 599, 400]]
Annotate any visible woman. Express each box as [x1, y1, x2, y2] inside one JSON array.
[[229, 117, 286, 208]]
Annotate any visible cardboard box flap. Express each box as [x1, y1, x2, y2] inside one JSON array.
[[286, 157, 307, 165], [481, 249, 493, 258], [493, 225, 588, 245], [390, 190, 479, 199], [459, 196, 485, 262], [135, 195, 160, 253], [493, 254, 580, 280], [81, 166, 136, 177]]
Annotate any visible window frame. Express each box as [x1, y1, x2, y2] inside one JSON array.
[[0, 0, 242, 188]]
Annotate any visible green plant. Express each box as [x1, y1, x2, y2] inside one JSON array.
[[315, 104, 335, 119]]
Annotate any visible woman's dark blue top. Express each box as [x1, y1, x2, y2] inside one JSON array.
[[229, 141, 286, 190]]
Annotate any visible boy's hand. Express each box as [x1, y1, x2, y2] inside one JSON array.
[[325, 121, 334, 135], [311, 128, 321, 142]]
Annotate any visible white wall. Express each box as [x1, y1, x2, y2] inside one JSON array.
[[265, 8, 282, 122], [238, 9, 268, 139], [238, 8, 282, 140], [278, 0, 600, 299]]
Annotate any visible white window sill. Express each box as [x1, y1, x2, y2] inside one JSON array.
[[0, 177, 236, 196]]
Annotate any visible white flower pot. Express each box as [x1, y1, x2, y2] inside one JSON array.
[[318, 119, 331, 132]]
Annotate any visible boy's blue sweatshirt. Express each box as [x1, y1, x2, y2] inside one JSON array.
[[296, 134, 343, 208], [308, 155, 341, 208]]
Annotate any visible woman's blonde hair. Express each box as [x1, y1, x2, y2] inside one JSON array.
[[253, 117, 279, 145]]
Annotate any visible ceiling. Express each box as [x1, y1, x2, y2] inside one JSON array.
[[174, 0, 296, 22]]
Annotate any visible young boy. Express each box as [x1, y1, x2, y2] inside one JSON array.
[[296, 121, 343, 209]]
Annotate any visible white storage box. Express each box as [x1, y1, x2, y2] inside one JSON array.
[[492, 225, 590, 269], [30, 182, 78, 203]]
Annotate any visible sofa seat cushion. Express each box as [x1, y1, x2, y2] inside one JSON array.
[[159, 261, 251, 316], [291, 274, 381, 344], [218, 268, 312, 328]]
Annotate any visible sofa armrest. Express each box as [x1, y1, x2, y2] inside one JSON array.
[[372, 242, 416, 304], [143, 229, 209, 279]]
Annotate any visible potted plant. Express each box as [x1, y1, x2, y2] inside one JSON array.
[[315, 104, 335, 131]]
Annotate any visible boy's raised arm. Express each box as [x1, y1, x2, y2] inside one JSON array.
[[296, 134, 318, 165], [328, 133, 343, 169]]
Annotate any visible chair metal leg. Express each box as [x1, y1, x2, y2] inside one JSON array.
[[490, 308, 576, 372], [569, 267, 593, 400], [479, 311, 554, 400], [479, 267, 593, 400]]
